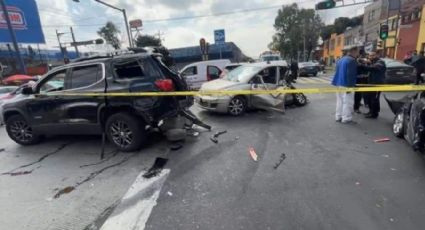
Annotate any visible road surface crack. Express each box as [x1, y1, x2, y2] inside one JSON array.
[[1, 143, 71, 176]]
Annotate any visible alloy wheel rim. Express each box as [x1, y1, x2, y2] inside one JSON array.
[[229, 98, 243, 115], [10, 120, 33, 142], [295, 94, 305, 104], [393, 113, 403, 134], [110, 120, 133, 148]]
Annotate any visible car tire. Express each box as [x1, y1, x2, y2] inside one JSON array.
[[393, 110, 404, 138], [106, 113, 146, 152], [228, 96, 246, 116], [5, 114, 41, 145], [313, 72, 318, 77], [293, 93, 308, 106]]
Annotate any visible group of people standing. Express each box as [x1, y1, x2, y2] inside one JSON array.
[[332, 47, 386, 124]]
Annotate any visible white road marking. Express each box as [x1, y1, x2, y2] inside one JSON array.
[[100, 169, 170, 230]]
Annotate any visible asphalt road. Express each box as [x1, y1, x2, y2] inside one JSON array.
[[1, 76, 425, 229]]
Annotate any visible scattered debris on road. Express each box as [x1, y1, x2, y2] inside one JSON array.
[[54, 186, 75, 199], [273, 153, 286, 169], [249, 147, 258, 162], [382, 154, 390, 158], [143, 157, 169, 179], [374, 137, 390, 143], [355, 181, 361, 186], [167, 191, 173, 196], [0, 148, 4, 153], [210, 130, 227, 143]]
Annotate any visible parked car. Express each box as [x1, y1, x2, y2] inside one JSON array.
[[385, 92, 425, 151], [1, 53, 196, 151], [195, 61, 307, 116], [180, 59, 231, 90], [382, 58, 416, 84], [298, 62, 318, 77], [0, 86, 18, 97]]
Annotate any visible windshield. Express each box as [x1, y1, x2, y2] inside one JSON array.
[[260, 56, 281, 62], [223, 66, 262, 83]]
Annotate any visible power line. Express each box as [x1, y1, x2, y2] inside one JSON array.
[[39, 1, 317, 28]]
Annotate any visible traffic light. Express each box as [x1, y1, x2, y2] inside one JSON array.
[[380, 24, 389, 40], [315, 0, 336, 10]]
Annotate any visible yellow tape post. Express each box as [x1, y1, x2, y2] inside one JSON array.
[[41, 85, 425, 97]]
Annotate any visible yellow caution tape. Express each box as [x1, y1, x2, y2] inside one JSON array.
[[40, 84, 425, 97]]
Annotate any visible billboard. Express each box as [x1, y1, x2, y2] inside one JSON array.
[[0, 0, 45, 43]]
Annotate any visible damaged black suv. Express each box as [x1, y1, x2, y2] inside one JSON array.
[[1, 53, 194, 151]]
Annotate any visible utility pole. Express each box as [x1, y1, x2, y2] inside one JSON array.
[[0, 0, 26, 74], [70, 27, 79, 58], [56, 30, 65, 60], [303, 19, 306, 62]]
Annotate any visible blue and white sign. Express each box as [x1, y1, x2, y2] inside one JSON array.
[[214, 29, 225, 45], [0, 0, 45, 43]]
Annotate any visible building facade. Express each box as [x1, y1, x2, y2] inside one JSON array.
[[416, 3, 425, 53], [169, 42, 247, 70], [396, 0, 424, 60]]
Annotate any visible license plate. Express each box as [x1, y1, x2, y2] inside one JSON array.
[[396, 71, 404, 75]]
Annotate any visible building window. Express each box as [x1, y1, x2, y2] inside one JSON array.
[[368, 10, 375, 22]]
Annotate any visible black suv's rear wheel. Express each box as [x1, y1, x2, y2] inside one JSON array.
[[106, 113, 146, 152], [6, 114, 41, 145]]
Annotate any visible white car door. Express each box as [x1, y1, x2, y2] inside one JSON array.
[[181, 65, 198, 90]]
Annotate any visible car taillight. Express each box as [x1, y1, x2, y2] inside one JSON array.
[[155, 79, 174, 91]]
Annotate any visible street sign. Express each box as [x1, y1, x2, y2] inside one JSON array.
[[214, 29, 225, 45], [129, 19, 142, 28], [70, 39, 104, 47], [0, 0, 45, 43]]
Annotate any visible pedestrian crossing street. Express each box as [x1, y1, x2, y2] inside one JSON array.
[[296, 75, 333, 84]]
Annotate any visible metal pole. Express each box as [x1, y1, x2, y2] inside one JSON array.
[[122, 9, 132, 48], [303, 19, 306, 62], [37, 43, 43, 64], [0, 0, 26, 74], [56, 30, 65, 60], [70, 27, 80, 57]]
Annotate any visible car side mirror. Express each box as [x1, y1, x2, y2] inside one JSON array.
[[21, 86, 33, 95]]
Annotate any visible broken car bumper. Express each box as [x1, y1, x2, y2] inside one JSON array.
[[195, 95, 231, 113]]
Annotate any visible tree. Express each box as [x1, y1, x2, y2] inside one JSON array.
[[135, 35, 162, 47], [320, 15, 363, 40], [269, 3, 323, 61], [97, 21, 121, 50]]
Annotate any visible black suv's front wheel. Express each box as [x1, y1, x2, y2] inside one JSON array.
[[106, 113, 146, 152], [6, 114, 41, 145]]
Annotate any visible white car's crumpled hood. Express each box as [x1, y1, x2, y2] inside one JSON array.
[[199, 79, 244, 91]]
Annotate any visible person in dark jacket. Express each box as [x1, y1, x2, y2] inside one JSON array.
[[354, 52, 369, 113], [359, 51, 386, 118], [290, 61, 299, 83], [412, 51, 425, 84], [331, 46, 359, 124]]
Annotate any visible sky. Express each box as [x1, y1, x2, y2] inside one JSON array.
[[35, 0, 366, 58]]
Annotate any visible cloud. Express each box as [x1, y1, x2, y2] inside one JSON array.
[[34, 0, 366, 57]]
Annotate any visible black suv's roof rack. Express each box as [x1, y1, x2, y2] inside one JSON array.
[[71, 55, 111, 63]]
